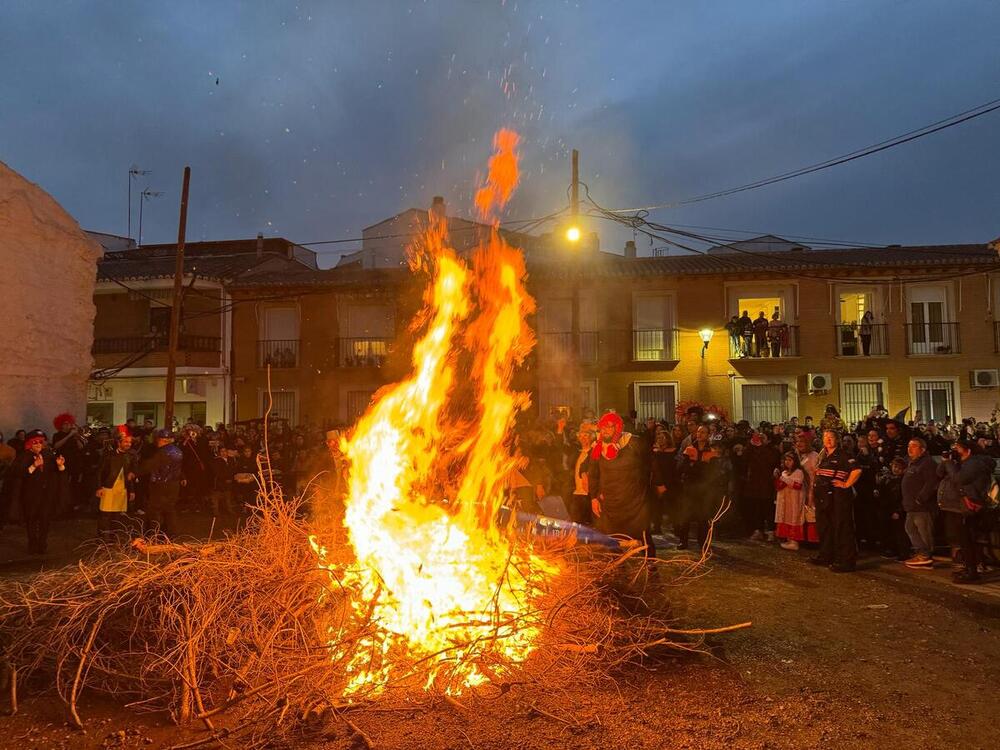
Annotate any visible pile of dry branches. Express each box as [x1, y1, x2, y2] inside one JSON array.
[[0, 481, 745, 748]]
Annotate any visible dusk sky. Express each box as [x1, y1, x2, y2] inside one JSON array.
[[2, 1, 999, 265]]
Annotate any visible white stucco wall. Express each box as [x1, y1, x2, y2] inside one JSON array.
[[0, 161, 102, 436]]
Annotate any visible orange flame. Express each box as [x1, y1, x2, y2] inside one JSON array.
[[313, 129, 556, 698]]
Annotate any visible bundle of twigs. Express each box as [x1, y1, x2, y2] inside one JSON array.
[[0, 480, 746, 748]]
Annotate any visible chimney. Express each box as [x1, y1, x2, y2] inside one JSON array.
[[430, 195, 446, 219], [624, 240, 637, 259], [256, 232, 264, 259]]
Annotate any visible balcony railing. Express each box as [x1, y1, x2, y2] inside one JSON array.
[[257, 339, 299, 368], [994, 321, 1000, 354], [835, 323, 889, 356], [632, 328, 680, 362], [339, 337, 391, 368], [728, 325, 800, 358], [92, 334, 221, 354], [905, 322, 960, 355], [537, 331, 600, 364]]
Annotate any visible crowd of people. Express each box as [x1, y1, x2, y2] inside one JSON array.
[[513, 403, 999, 585], [0, 413, 344, 554], [1, 405, 997, 585]]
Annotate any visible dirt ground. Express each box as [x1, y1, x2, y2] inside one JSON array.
[[0, 516, 997, 750]]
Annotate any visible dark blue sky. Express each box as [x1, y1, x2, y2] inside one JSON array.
[[2, 1, 998, 265]]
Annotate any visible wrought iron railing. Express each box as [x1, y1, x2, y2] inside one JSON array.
[[92, 334, 221, 354], [727, 325, 800, 358], [834, 323, 888, 356], [339, 337, 391, 368], [632, 328, 680, 361], [257, 339, 299, 368], [905, 323, 960, 355]]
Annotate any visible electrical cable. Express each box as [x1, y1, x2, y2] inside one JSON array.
[[610, 95, 1000, 212]]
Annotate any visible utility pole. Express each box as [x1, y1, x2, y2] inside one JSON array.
[[569, 149, 582, 411], [164, 166, 191, 429]]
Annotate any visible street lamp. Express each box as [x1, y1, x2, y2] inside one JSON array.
[[565, 225, 581, 243], [699, 328, 714, 358]]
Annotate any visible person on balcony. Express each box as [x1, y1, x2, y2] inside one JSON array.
[[859, 310, 875, 355], [725, 315, 741, 357], [767, 310, 788, 358], [738, 310, 753, 358], [751, 311, 769, 357]]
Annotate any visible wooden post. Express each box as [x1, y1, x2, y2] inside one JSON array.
[[164, 166, 191, 428], [569, 150, 581, 412]]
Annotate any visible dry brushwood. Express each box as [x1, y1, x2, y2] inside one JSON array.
[[0, 479, 746, 748]]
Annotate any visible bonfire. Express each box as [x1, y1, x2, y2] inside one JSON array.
[[0, 130, 745, 748]]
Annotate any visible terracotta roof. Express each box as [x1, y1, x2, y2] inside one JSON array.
[[526, 243, 1000, 280]]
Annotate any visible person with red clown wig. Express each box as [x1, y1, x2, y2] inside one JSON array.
[[587, 411, 655, 557]]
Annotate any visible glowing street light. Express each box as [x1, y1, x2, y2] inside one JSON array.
[[699, 328, 715, 358], [565, 225, 581, 243]]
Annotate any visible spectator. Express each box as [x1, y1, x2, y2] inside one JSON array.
[[774, 451, 806, 550], [676, 425, 722, 551], [752, 311, 769, 357], [649, 427, 677, 535], [137, 428, 185, 538], [738, 310, 753, 358], [96, 426, 137, 541], [767, 310, 787, 358], [942, 439, 995, 584], [588, 412, 654, 556], [859, 310, 875, 355], [900, 438, 940, 568], [812, 429, 862, 573], [875, 457, 909, 560], [568, 422, 596, 525], [742, 431, 781, 542], [8, 430, 66, 554], [725, 315, 741, 357]]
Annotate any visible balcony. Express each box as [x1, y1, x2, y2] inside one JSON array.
[[728, 325, 800, 359], [257, 339, 299, 368], [632, 328, 680, 362], [339, 337, 391, 368], [92, 334, 221, 354], [537, 331, 599, 364], [905, 323, 960, 355], [834, 323, 889, 356]]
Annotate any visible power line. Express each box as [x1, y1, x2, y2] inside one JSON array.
[[298, 209, 567, 247], [612, 95, 1000, 212]]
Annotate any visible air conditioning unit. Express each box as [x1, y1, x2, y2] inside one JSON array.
[[970, 369, 999, 388], [808, 373, 832, 394]]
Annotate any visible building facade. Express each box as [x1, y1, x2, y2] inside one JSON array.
[[226, 229, 1000, 429], [89, 236, 316, 427]]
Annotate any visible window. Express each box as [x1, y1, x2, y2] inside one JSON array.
[[839, 291, 872, 324], [262, 307, 299, 340], [260, 390, 297, 424], [341, 303, 394, 367], [738, 296, 782, 320], [741, 383, 789, 425], [914, 380, 956, 423], [633, 382, 677, 423], [907, 286, 957, 354], [633, 294, 676, 360], [149, 305, 171, 335], [841, 380, 885, 425], [347, 390, 375, 423]]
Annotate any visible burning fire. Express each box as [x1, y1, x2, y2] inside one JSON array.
[[312, 129, 558, 698]]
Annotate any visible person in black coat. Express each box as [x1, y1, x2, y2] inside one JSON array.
[[741, 432, 781, 541], [944, 440, 995, 584], [588, 412, 654, 557], [7, 430, 67, 554]]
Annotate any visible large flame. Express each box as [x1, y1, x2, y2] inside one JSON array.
[[313, 129, 557, 698]]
